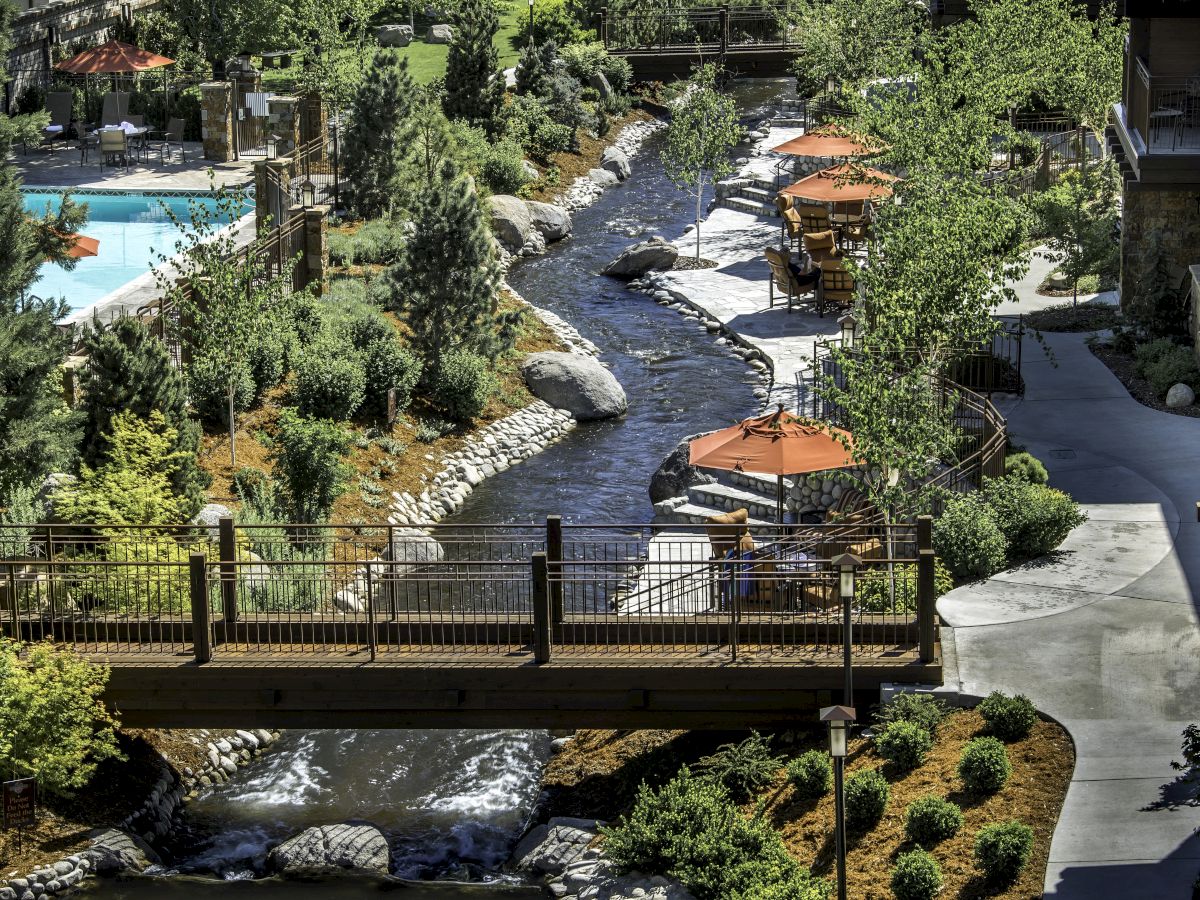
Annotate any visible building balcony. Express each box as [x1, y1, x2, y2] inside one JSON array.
[[1113, 62, 1200, 187]]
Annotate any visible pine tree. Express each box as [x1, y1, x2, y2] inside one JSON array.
[[341, 49, 418, 219], [515, 39, 557, 97], [443, 0, 505, 135], [79, 317, 208, 517], [381, 158, 516, 379], [0, 3, 87, 497]]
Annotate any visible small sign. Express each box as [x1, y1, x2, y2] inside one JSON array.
[[2, 778, 36, 830]]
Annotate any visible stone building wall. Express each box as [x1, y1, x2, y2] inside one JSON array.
[[5, 0, 159, 110], [1119, 185, 1200, 332]]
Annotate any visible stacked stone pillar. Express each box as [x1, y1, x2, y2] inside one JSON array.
[[304, 206, 330, 295], [268, 96, 301, 159], [199, 82, 234, 162]]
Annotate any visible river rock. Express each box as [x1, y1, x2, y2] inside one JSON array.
[[522, 353, 628, 421], [600, 147, 631, 180], [602, 236, 679, 279], [426, 23, 453, 43], [35, 472, 74, 521], [375, 24, 413, 46], [649, 432, 717, 504], [190, 502, 232, 540], [385, 527, 445, 574], [526, 201, 573, 242], [86, 828, 161, 874], [268, 822, 389, 876], [1166, 382, 1195, 408], [512, 818, 598, 875], [522, 159, 540, 180], [489, 194, 532, 251], [589, 167, 620, 187]]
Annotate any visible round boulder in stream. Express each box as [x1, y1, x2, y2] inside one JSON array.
[[602, 236, 679, 279], [268, 822, 390, 877], [522, 352, 627, 421]]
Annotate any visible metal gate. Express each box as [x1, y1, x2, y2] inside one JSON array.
[[231, 77, 273, 159]]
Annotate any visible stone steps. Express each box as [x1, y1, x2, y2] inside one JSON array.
[[688, 481, 779, 520], [660, 501, 776, 527], [717, 196, 778, 217]]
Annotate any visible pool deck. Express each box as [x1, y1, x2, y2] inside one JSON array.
[[9, 141, 254, 192]]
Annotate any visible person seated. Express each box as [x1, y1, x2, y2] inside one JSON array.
[[787, 253, 822, 290]]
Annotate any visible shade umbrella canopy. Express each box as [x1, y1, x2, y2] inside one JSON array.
[[689, 407, 860, 476], [772, 127, 883, 159], [781, 163, 899, 203], [64, 233, 100, 259], [55, 40, 174, 74]]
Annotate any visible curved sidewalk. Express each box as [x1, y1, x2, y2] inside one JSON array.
[[939, 329, 1200, 898]]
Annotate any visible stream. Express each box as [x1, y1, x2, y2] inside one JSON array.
[[84, 80, 784, 898]]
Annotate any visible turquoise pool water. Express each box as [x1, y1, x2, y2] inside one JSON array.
[[23, 190, 250, 313]]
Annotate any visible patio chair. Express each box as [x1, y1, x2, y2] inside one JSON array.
[[41, 91, 73, 149], [99, 129, 129, 170], [797, 204, 833, 235], [154, 117, 187, 163], [839, 219, 870, 253], [817, 258, 856, 317], [765, 247, 818, 313], [802, 229, 840, 265], [100, 91, 131, 127], [775, 195, 804, 251], [829, 200, 865, 228]]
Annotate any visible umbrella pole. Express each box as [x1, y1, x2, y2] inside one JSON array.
[[777, 474, 784, 525]]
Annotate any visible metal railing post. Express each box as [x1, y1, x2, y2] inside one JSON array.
[[917, 516, 936, 663], [218, 516, 239, 622], [189, 553, 212, 664], [365, 560, 377, 661], [532, 552, 551, 664], [546, 515, 564, 624]]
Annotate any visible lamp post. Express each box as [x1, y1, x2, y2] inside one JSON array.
[[528, 0, 535, 49], [831, 552, 861, 706], [821, 705, 856, 900], [837, 311, 857, 348]]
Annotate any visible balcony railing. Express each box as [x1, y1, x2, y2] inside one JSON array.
[[1125, 57, 1200, 153]]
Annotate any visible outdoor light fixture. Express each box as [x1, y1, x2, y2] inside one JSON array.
[[837, 312, 857, 348], [529, 0, 536, 49], [821, 705, 856, 900], [301, 180, 316, 207], [830, 552, 861, 706]]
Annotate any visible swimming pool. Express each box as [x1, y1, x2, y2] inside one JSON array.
[[22, 189, 250, 313]]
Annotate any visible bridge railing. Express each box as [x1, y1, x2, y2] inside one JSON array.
[[600, 4, 793, 53], [0, 518, 938, 665]]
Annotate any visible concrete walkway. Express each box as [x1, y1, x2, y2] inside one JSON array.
[[940, 328, 1200, 898]]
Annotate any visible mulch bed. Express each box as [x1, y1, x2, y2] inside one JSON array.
[[1089, 342, 1200, 418], [544, 710, 1073, 900], [1024, 302, 1122, 333]]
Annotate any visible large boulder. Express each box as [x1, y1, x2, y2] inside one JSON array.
[[649, 432, 717, 504], [426, 23, 453, 44], [87, 828, 161, 875], [268, 823, 389, 876], [589, 167, 619, 187], [1167, 382, 1195, 408], [602, 236, 679, 279], [376, 24, 413, 46], [35, 472, 75, 522], [511, 817, 601, 876], [385, 527, 445, 573], [600, 147, 631, 180], [588, 71, 613, 99], [489, 194, 532, 251], [526, 201, 572, 242], [522, 353, 627, 421], [190, 502, 232, 541]]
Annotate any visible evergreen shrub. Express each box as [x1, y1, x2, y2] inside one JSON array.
[[958, 737, 1011, 794], [933, 493, 1007, 580], [974, 821, 1034, 885], [982, 476, 1086, 562], [293, 341, 367, 421], [430, 350, 496, 422], [978, 691, 1038, 741], [890, 849, 942, 900], [695, 731, 783, 802], [1004, 451, 1048, 484], [844, 768, 889, 831], [874, 693, 949, 736], [904, 795, 963, 846], [875, 720, 933, 771], [785, 750, 831, 800]]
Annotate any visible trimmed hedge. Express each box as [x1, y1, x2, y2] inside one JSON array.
[[844, 768, 889, 832], [875, 720, 933, 772], [785, 750, 831, 800], [958, 737, 1011, 794], [978, 691, 1038, 741], [974, 820, 1034, 885], [429, 350, 496, 423], [904, 795, 963, 846], [874, 693, 949, 736], [890, 849, 942, 900]]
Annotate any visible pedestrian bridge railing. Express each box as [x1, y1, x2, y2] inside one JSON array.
[[0, 518, 937, 666]]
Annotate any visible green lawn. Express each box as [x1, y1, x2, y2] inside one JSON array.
[[259, 1, 530, 88]]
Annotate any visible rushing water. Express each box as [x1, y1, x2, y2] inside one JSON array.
[[89, 80, 785, 898]]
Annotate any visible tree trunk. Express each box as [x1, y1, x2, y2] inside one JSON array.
[[695, 172, 703, 261], [228, 380, 237, 469]]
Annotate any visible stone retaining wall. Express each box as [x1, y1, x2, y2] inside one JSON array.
[[0, 729, 280, 900]]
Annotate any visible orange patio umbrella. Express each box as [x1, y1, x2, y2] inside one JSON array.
[[772, 126, 884, 159], [781, 163, 899, 204], [45, 228, 99, 260], [689, 406, 861, 522], [55, 40, 174, 74]]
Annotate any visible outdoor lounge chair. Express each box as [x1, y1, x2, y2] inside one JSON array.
[[802, 229, 840, 265], [41, 91, 73, 149], [100, 91, 131, 127], [765, 247, 818, 313], [817, 258, 856, 316]]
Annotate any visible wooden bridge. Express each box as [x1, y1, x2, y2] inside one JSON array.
[[0, 519, 941, 729], [599, 5, 798, 81]]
